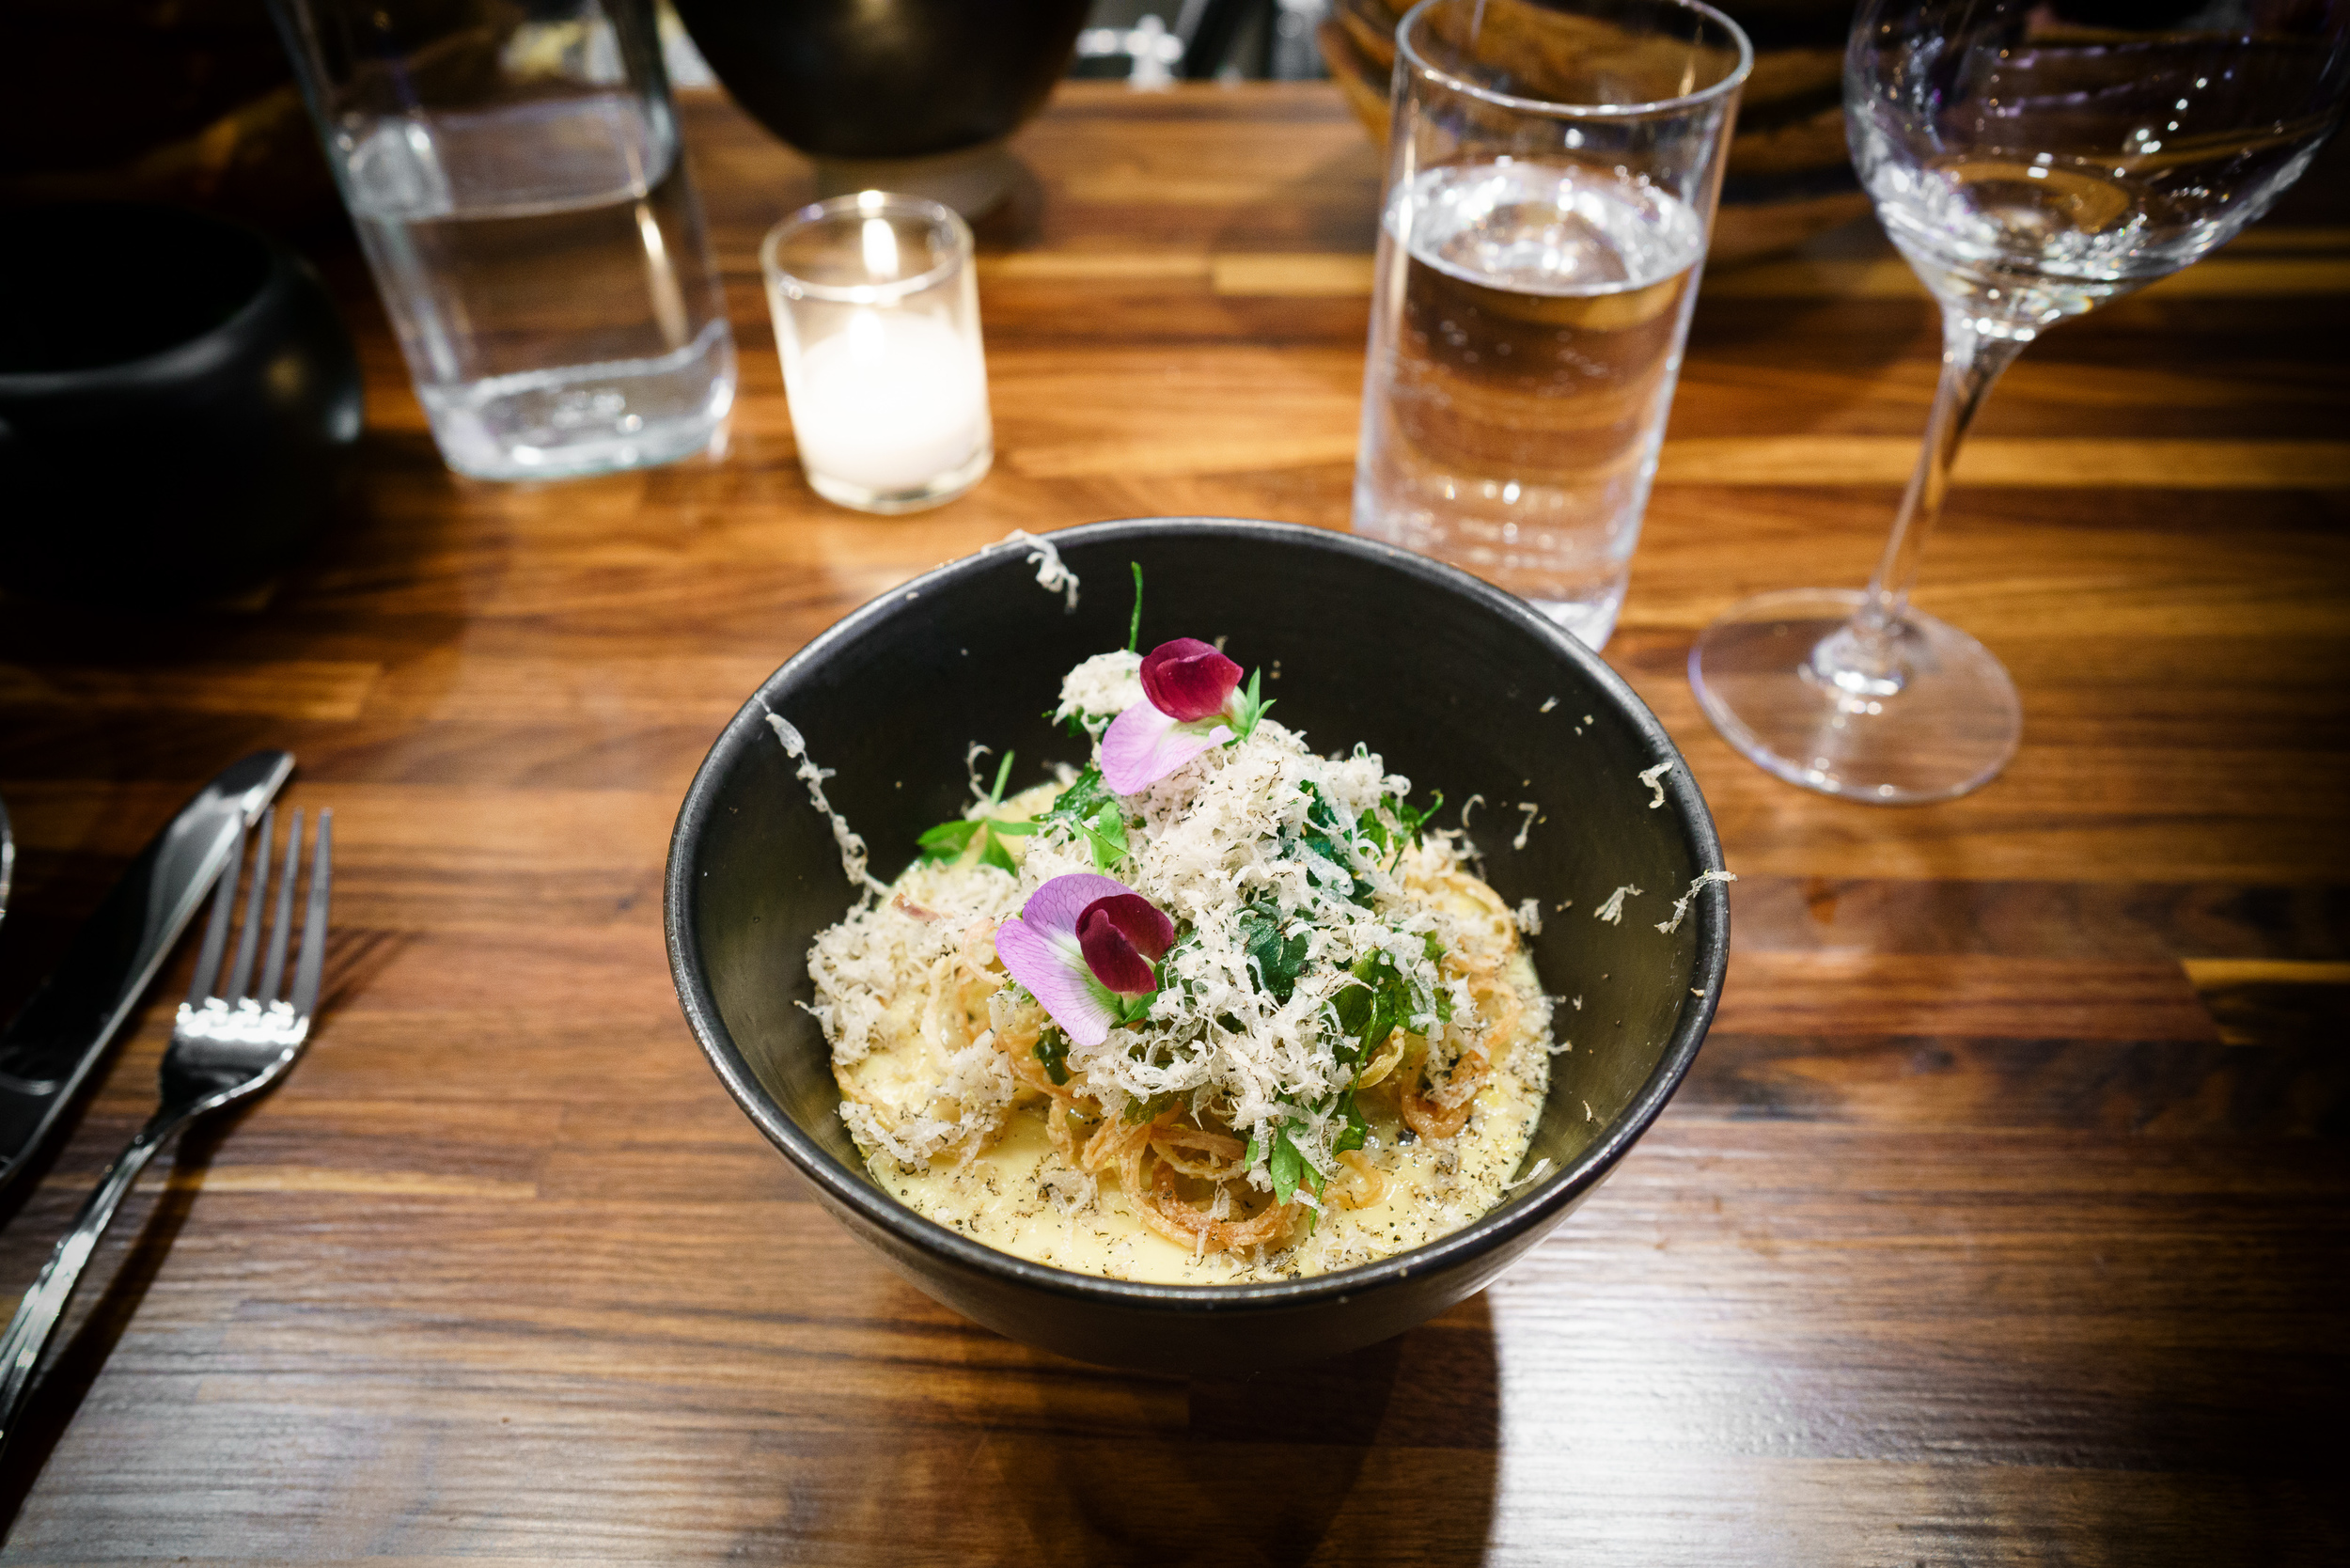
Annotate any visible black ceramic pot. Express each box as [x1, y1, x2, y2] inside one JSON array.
[[0, 202, 362, 602], [669, 0, 1092, 212], [666, 518, 1731, 1374]]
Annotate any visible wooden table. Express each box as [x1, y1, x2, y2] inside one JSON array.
[[1, 84, 2343, 1563]]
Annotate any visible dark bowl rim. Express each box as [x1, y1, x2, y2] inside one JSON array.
[[665, 517, 1728, 1313], [0, 203, 289, 394]]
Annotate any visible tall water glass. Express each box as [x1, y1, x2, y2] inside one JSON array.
[[271, 0, 737, 479], [1351, 0, 1749, 649]]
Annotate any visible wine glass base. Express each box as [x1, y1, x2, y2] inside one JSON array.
[[1689, 589, 2021, 805]]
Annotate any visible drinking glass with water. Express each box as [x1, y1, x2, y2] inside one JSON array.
[[1352, 0, 1748, 649], [271, 0, 736, 479]]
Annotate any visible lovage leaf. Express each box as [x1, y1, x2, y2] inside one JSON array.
[[1361, 789, 1445, 870], [1044, 766, 1115, 827], [1228, 667, 1274, 743], [1297, 783, 1373, 903], [1033, 1029, 1071, 1086], [1330, 936, 1450, 1060], [1267, 1124, 1308, 1207], [1076, 802, 1128, 870], [916, 819, 981, 862], [1333, 1090, 1370, 1156], [919, 739, 1042, 867], [1237, 905, 1312, 1002], [1043, 767, 1132, 870]]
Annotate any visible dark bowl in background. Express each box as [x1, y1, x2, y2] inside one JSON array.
[[0, 201, 361, 603], [670, 0, 1092, 161], [666, 518, 1730, 1373]]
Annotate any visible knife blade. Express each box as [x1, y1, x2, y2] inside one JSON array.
[[0, 751, 292, 1193]]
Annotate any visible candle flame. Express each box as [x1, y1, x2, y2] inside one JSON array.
[[844, 307, 887, 362], [862, 218, 900, 280]]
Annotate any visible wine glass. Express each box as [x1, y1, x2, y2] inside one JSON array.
[[1688, 0, 2350, 803]]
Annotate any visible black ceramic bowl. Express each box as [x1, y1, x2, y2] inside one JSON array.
[[666, 519, 1729, 1373], [670, 0, 1092, 162], [0, 201, 362, 601]]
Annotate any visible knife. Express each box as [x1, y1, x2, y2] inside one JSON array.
[[0, 751, 292, 1194]]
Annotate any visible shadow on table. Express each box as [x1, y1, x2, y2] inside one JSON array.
[[0, 1111, 243, 1530], [795, 1292, 1501, 1566]]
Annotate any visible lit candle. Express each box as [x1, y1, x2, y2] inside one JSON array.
[[787, 308, 990, 497]]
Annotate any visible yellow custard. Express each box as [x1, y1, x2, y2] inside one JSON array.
[[842, 932, 1548, 1284], [804, 653, 1560, 1285]]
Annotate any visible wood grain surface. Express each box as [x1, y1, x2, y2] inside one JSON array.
[[0, 83, 2344, 1564]]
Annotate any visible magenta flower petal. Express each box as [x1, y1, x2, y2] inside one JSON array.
[[1076, 893, 1175, 995], [1020, 871, 1135, 940], [1101, 702, 1230, 795], [1139, 638, 1244, 723], [994, 917, 1114, 1048], [1083, 893, 1175, 961], [1077, 911, 1155, 995]]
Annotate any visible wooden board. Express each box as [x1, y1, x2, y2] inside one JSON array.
[[0, 83, 2342, 1564]]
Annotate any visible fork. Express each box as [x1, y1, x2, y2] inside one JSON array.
[[0, 806, 331, 1454]]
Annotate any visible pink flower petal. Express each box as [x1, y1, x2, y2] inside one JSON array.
[[1101, 702, 1231, 795], [1021, 872, 1136, 940], [994, 916, 1114, 1048], [1140, 638, 1244, 723]]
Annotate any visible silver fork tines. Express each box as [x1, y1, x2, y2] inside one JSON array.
[[1, 803, 333, 1454], [174, 808, 328, 1046]]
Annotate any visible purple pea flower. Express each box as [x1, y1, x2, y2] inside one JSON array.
[[1100, 638, 1244, 794], [995, 873, 1176, 1048]]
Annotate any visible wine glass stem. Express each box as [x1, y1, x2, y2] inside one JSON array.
[[1826, 307, 2027, 686]]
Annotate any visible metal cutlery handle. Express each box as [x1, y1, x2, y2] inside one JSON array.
[[0, 751, 290, 1192], [0, 1107, 187, 1454]]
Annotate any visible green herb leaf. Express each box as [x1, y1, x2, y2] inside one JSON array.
[[916, 749, 1034, 868], [1391, 788, 1442, 839], [1295, 783, 1374, 903], [1328, 937, 1449, 1063], [1077, 803, 1127, 870], [1268, 1125, 1307, 1206], [1032, 1030, 1071, 1086], [1237, 904, 1312, 1002], [1127, 561, 1145, 653], [1046, 765, 1115, 823], [1042, 767, 1132, 870], [1422, 933, 1456, 1023], [916, 820, 981, 862], [1226, 667, 1274, 743], [1333, 1091, 1369, 1157], [1361, 789, 1445, 870]]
